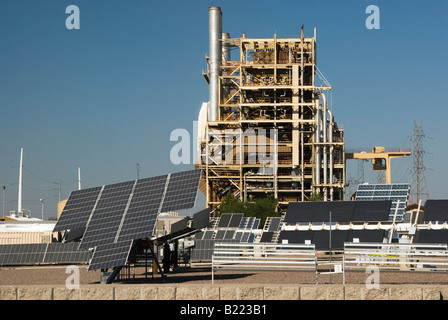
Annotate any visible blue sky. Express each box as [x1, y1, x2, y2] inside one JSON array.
[[0, 0, 447, 219]]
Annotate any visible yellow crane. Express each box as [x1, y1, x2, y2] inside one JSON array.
[[345, 147, 411, 184]]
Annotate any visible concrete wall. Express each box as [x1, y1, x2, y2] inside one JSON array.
[[1, 284, 447, 300]]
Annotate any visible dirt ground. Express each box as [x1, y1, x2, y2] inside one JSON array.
[[1, 264, 448, 286]]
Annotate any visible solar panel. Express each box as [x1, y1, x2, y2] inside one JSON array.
[[423, 200, 448, 222], [195, 231, 205, 240], [54, 169, 201, 271], [239, 217, 248, 228], [352, 200, 392, 222], [228, 213, 243, 228], [0, 243, 90, 266], [355, 183, 410, 221], [285, 201, 355, 223], [241, 232, 250, 242], [115, 174, 167, 243], [347, 230, 386, 243], [54, 186, 102, 232], [260, 231, 273, 243], [224, 230, 235, 239], [43, 242, 90, 264], [88, 240, 134, 271], [0, 243, 47, 266], [277, 230, 314, 245], [215, 230, 226, 240], [190, 239, 238, 261], [311, 230, 349, 250], [217, 213, 232, 227], [79, 180, 136, 249], [192, 208, 211, 229], [170, 217, 189, 234], [161, 170, 201, 213], [64, 228, 86, 242], [417, 230, 448, 244], [203, 230, 214, 240], [235, 231, 243, 241], [268, 217, 281, 231]]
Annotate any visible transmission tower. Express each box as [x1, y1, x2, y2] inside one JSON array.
[[346, 159, 368, 199], [409, 121, 430, 204]]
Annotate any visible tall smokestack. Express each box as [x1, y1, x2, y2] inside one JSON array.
[[208, 6, 222, 122]]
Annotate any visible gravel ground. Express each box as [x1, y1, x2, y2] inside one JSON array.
[[1, 265, 448, 286]]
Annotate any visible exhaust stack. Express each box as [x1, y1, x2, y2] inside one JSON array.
[[208, 6, 222, 122]]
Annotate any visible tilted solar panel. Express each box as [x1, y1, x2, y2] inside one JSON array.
[[116, 174, 168, 243], [423, 200, 448, 222], [43, 242, 90, 264], [191, 208, 210, 230], [268, 217, 281, 231], [277, 230, 314, 245], [88, 240, 134, 271], [355, 183, 410, 221], [54, 169, 201, 271], [346, 230, 386, 243], [79, 180, 135, 249], [312, 230, 349, 251], [260, 231, 273, 243], [161, 170, 201, 213], [0, 243, 90, 266], [53, 186, 102, 232], [417, 230, 448, 244], [285, 201, 355, 223], [228, 213, 243, 228], [0, 243, 47, 266], [352, 200, 392, 222], [217, 213, 232, 228]]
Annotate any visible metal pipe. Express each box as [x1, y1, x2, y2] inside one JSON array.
[[328, 109, 334, 201], [221, 32, 230, 101], [208, 7, 222, 122], [321, 93, 328, 201], [222, 32, 230, 62], [315, 98, 321, 191]]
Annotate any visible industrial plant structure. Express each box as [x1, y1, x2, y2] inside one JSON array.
[[197, 7, 345, 212]]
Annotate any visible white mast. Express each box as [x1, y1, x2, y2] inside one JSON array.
[[78, 167, 82, 190], [18, 147, 23, 214]]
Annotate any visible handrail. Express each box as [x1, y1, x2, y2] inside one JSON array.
[[212, 243, 317, 284]]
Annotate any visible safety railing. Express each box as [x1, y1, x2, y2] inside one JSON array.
[[342, 242, 448, 284], [211, 243, 317, 284]]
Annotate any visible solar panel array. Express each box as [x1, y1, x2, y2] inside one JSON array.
[[285, 200, 392, 223], [0, 242, 90, 266], [355, 183, 410, 221], [190, 239, 238, 261], [53, 169, 201, 270], [239, 216, 260, 229], [278, 229, 386, 250], [194, 213, 260, 242], [191, 213, 262, 261]]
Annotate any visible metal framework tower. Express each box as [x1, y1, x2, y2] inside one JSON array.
[[409, 121, 430, 204], [197, 7, 345, 212]]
